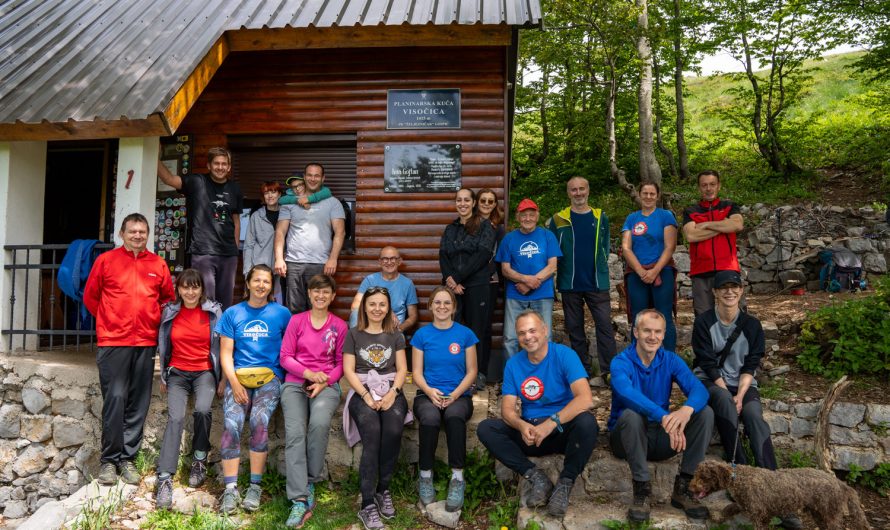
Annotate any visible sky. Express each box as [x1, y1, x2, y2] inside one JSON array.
[[693, 43, 863, 76]]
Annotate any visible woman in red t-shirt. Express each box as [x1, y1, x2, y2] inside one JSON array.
[[154, 269, 222, 509]]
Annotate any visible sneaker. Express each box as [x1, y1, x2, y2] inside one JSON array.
[[418, 474, 435, 505], [219, 487, 241, 514], [547, 477, 572, 517], [445, 478, 465, 512], [188, 458, 207, 488], [285, 500, 312, 528], [522, 467, 553, 508], [627, 480, 651, 523], [307, 482, 316, 509], [357, 504, 384, 530], [374, 490, 396, 519], [155, 476, 173, 509], [779, 513, 803, 529], [670, 475, 709, 519], [241, 483, 262, 512], [476, 373, 487, 389], [119, 461, 141, 485], [97, 462, 117, 485]]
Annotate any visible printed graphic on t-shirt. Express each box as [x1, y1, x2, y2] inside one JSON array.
[[211, 194, 230, 224], [323, 326, 340, 359], [521, 376, 544, 401], [359, 343, 392, 369], [519, 241, 541, 259], [632, 221, 648, 236], [448, 343, 461, 354], [243, 320, 270, 342]]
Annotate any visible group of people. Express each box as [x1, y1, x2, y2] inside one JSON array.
[[84, 145, 797, 528]]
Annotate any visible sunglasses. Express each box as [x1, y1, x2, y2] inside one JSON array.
[[365, 286, 390, 296], [478, 198, 497, 205]]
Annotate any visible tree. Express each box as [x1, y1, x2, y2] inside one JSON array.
[[636, 0, 663, 186]]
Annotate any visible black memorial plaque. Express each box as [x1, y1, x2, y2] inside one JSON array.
[[387, 89, 461, 129], [384, 144, 462, 193]]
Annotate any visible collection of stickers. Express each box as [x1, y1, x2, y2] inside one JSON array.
[[154, 196, 187, 268]]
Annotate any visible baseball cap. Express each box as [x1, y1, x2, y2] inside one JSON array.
[[517, 198, 539, 212], [714, 270, 743, 289], [285, 174, 304, 186]]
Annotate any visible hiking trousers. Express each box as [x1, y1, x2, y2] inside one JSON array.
[[705, 383, 777, 469], [96, 346, 155, 465]]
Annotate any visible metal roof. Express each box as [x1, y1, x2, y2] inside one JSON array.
[[0, 0, 541, 126]]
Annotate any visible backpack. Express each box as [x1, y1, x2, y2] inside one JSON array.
[[818, 248, 864, 292], [58, 239, 101, 327]]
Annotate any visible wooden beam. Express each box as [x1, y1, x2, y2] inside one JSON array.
[[227, 24, 513, 51], [162, 35, 230, 134], [0, 115, 169, 142]]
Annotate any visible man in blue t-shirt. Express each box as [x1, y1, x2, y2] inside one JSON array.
[[548, 176, 616, 378], [348, 245, 418, 331], [495, 199, 562, 360], [477, 310, 597, 519]]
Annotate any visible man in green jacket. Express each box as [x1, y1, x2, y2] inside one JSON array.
[[547, 176, 616, 378]]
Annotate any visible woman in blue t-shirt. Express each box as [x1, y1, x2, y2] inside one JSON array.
[[216, 265, 291, 515], [621, 181, 679, 351], [411, 286, 478, 513]]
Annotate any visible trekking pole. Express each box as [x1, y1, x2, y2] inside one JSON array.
[[729, 413, 742, 481]]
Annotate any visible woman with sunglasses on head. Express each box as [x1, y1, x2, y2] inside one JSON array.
[[279, 274, 347, 529], [216, 265, 291, 515], [411, 286, 478, 513], [154, 269, 222, 509], [474, 188, 506, 386], [439, 187, 496, 386], [342, 286, 410, 529]]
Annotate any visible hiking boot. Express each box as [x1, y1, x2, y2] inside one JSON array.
[[97, 462, 117, 485], [374, 490, 396, 519], [119, 461, 141, 485], [522, 467, 554, 508], [242, 483, 262, 512], [285, 500, 312, 528], [155, 476, 173, 509], [670, 475, 710, 519], [307, 482, 316, 509], [627, 480, 651, 523], [219, 488, 241, 514], [358, 504, 384, 530], [445, 478, 465, 512], [547, 477, 573, 517], [188, 458, 207, 488], [418, 474, 435, 505], [779, 513, 803, 529]]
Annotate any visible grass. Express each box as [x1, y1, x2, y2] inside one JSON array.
[[758, 378, 788, 400]]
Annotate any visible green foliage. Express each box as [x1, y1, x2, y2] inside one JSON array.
[[235, 464, 287, 497], [846, 462, 890, 497], [487, 494, 519, 530], [134, 446, 159, 476], [777, 448, 817, 469], [601, 519, 656, 529], [142, 509, 236, 530], [524, 520, 543, 530], [71, 486, 127, 530], [758, 378, 787, 400], [798, 276, 890, 379]]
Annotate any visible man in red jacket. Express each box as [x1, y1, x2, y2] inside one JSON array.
[[682, 170, 745, 316], [84, 213, 174, 485]]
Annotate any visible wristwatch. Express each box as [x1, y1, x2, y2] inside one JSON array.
[[550, 413, 564, 433], [393, 386, 402, 395]]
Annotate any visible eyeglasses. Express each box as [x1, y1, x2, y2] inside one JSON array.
[[479, 198, 497, 205], [379, 257, 400, 263], [717, 284, 743, 292], [365, 286, 390, 296]]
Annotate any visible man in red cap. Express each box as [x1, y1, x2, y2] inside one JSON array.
[[495, 198, 562, 359]]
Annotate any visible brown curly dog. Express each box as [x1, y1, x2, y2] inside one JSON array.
[[689, 460, 871, 530]]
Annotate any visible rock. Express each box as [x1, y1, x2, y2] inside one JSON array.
[[173, 488, 217, 513], [21, 387, 50, 415], [750, 282, 778, 295], [790, 418, 815, 438], [744, 268, 775, 283], [768, 400, 790, 413], [422, 500, 461, 528], [67, 469, 82, 486], [829, 426, 876, 447], [846, 226, 866, 237], [740, 252, 765, 269], [52, 398, 87, 420], [866, 404, 890, 426], [760, 321, 779, 340], [0, 403, 23, 438], [588, 377, 606, 388], [806, 239, 825, 247], [53, 416, 89, 448], [829, 403, 866, 428], [832, 447, 881, 471], [13, 444, 48, 476], [764, 412, 789, 435], [48, 449, 70, 472], [673, 252, 690, 273], [764, 246, 793, 264], [20, 415, 52, 443], [846, 238, 873, 253], [768, 365, 791, 378], [862, 253, 887, 273], [74, 442, 100, 477], [794, 402, 821, 419], [3, 500, 28, 519], [516, 506, 562, 530]]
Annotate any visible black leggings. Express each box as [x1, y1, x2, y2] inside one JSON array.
[[348, 392, 409, 507], [413, 393, 473, 470]]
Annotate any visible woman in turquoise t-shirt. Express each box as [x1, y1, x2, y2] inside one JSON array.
[[410, 286, 478, 513], [621, 181, 678, 350]]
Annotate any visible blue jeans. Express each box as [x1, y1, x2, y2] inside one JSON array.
[[503, 297, 554, 359], [626, 267, 676, 352]]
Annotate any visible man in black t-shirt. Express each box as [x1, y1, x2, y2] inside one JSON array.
[[158, 147, 243, 308]]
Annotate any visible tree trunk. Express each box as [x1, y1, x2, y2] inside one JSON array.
[[815, 376, 850, 473], [673, 0, 689, 180], [607, 62, 638, 203], [654, 57, 678, 179], [636, 0, 663, 186], [539, 67, 551, 162]]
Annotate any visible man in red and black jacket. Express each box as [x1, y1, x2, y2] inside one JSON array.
[[84, 213, 174, 486], [682, 170, 745, 315]]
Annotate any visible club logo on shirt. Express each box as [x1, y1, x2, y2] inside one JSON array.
[[448, 343, 461, 355], [323, 327, 339, 358], [519, 241, 541, 259], [360, 343, 392, 369], [243, 320, 270, 342], [632, 221, 648, 236], [520, 376, 544, 401]]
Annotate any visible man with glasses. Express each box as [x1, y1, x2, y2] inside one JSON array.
[[349, 246, 418, 333], [690, 271, 800, 526]]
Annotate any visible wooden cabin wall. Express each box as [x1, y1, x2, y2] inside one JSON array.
[[179, 46, 507, 344]]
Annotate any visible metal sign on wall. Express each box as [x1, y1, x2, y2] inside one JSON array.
[[387, 89, 461, 129], [384, 144, 462, 193]]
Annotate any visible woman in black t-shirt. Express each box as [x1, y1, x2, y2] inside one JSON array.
[[342, 287, 409, 529]]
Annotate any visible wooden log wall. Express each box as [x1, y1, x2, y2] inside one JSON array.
[[178, 46, 508, 344]]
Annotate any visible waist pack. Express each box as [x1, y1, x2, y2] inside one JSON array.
[[235, 367, 276, 388]]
